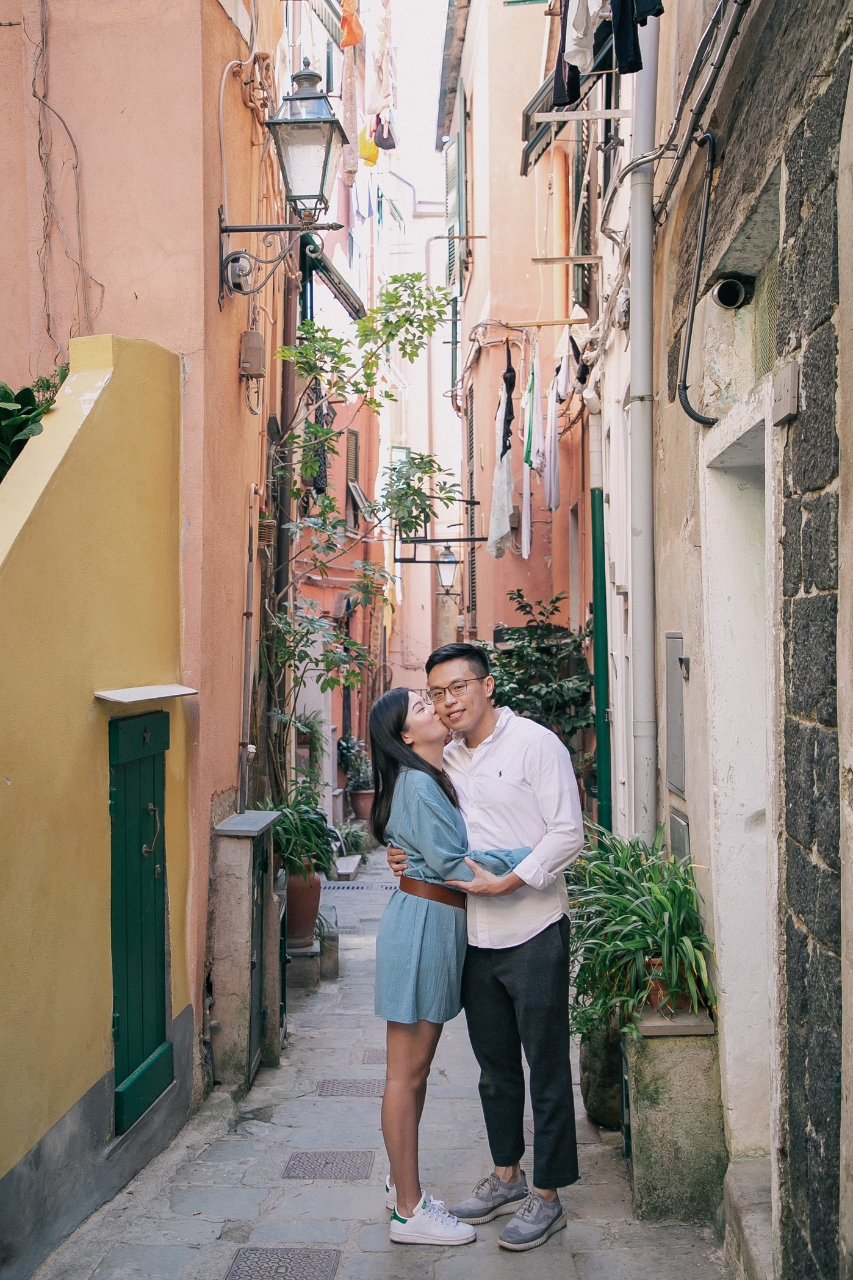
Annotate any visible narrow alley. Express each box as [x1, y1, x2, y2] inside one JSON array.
[[37, 852, 727, 1280]]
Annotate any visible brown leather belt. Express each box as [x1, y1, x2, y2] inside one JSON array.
[[399, 874, 467, 911]]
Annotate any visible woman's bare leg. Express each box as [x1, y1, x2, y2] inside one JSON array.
[[383, 1020, 443, 1216], [388, 1079, 429, 1194]]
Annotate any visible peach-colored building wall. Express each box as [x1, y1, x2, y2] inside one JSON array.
[[0, 0, 288, 1093]]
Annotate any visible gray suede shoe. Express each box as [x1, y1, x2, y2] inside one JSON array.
[[449, 1172, 529, 1224], [498, 1190, 566, 1251]]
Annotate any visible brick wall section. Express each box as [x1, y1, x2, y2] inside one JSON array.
[[778, 47, 851, 1280]]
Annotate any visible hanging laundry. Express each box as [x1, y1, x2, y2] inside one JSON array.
[[359, 126, 379, 167], [562, 0, 595, 74], [521, 459, 532, 560], [556, 349, 572, 402], [501, 340, 516, 459], [543, 374, 561, 512], [553, 0, 581, 108], [365, 0, 394, 117], [342, 47, 358, 187], [530, 340, 546, 474], [373, 114, 397, 150], [340, 0, 364, 48], [487, 382, 514, 560], [610, 0, 644, 74], [635, 0, 664, 23]]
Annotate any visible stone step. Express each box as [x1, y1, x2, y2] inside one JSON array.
[[335, 854, 362, 881], [724, 1156, 773, 1280]]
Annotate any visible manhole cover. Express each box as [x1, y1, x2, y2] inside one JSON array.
[[225, 1248, 340, 1280], [317, 1079, 385, 1097], [363, 1047, 387, 1064], [283, 1150, 375, 1180]]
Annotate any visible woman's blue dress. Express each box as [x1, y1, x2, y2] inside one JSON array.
[[374, 768, 531, 1024]]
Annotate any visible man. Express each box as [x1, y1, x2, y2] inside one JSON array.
[[387, 642, 584, 1252]]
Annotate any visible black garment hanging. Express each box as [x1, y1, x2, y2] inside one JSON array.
[[552, 0, 581, 108], [570, 335, 590, 386], [501, 341, 516, 459], [635, 0, 664, 24], [611, 0, 644, 74]]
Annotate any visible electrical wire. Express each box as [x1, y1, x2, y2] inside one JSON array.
[[219, 0, 259, 222]]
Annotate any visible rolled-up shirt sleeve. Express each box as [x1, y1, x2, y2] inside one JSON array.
[[511, 734, 585, 889]]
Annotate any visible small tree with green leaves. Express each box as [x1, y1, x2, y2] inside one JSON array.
[[258, 273, 457, 811], [483, 590, 594, 759]]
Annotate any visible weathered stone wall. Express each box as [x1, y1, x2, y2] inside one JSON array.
[[778, 46, 852, 1280]]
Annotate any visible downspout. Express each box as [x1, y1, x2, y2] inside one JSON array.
[[629, 17, 660, 841], [238, 484, 258, 813], [585, 386, 612, 831], [677, 133, 718, 426]]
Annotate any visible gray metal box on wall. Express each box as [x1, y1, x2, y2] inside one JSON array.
[[665, 634, 685, 797]]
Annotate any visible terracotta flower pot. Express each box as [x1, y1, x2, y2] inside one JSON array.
[[286, 868, 321, 948], [349, 790, 374, 822], [645, 958, 692, 1012]]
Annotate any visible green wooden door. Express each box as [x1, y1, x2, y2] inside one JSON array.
[[109, 711, 173, 1133]]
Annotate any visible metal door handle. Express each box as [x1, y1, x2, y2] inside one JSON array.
[[142, 803, 161, 857]]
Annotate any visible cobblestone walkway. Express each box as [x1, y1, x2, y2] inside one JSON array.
[[38, 852, 729, 1280]]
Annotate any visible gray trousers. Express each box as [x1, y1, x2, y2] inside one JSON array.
[[461, 916, 579, 1189]]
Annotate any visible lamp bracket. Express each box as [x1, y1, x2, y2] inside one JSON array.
[[218, 207, 344, 309]]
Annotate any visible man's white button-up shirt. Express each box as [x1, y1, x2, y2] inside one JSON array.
[[443, 705, 584, 949]]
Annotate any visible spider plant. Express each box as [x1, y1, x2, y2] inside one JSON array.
[[567, 822, 716, 1038]]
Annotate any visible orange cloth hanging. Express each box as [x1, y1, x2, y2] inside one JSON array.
[[340, 0, 364, 48]]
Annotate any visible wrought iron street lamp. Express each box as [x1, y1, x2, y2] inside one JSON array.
[[435, 545, 458, 594], [219, 59, 347, 308]]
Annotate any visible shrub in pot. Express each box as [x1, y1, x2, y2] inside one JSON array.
[[343, 740, 374, 822], [264, 786, 335, 949], [567, 822, 716, 1125]]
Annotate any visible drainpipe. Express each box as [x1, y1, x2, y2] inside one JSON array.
[[629, 17, 660, 841], [238, 484, 258, 813], [585, 386, 612, 831]]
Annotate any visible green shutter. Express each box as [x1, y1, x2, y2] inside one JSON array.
[[444, 78, 469, 296]]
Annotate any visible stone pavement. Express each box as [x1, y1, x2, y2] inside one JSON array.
[[37, 851, 730, 1280]]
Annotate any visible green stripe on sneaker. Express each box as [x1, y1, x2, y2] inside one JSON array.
[[391, 1209, 408, 1223]]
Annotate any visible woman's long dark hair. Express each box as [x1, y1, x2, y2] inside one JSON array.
[[369, 687, 459, 843]]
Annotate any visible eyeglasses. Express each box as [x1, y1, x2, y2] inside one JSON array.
[[425, 676, 489, 705]]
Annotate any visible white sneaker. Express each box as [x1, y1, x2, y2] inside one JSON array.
[[390, 1195, 477, 1246], [385, 1176, 425, 1212]]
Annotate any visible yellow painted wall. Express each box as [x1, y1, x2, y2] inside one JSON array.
[[0, 335, 192, 1181]]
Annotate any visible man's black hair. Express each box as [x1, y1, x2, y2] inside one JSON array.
[[425, 642, 490, 679]]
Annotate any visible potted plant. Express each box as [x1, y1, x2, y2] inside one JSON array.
[[264, 785, 335, 949], [339, 820, 370, 863], [566, 823, 716, 1127], [344, 740, 374, 822]]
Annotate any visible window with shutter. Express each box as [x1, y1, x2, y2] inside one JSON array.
[[347, 430, 359, 482], [444, 78, 469, 295]]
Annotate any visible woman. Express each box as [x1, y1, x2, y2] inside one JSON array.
[[369, 687, 531, 1247]]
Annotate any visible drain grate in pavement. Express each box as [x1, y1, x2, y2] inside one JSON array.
[[359, 917, 382, 923], [225, 1247, 340, 1280], [321, 884, 394, 890], [283, 1149, 374, 1180], [337, 925, 362, 934], [363, 1047, 387, 1064], [317, 1078, 385, 1097]]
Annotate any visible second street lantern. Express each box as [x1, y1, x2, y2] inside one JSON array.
[[266, 60, 349, 222]]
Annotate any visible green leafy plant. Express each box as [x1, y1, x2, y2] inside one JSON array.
[[258, 274, 458, 807], [345, 742, 373, 793], [337, 734, 362, 776], [0, 366, 67, 484], [259, 786, 335, 880], [293, 710, 327, 788], [482, 591, 594, 756], [567, 823, 716, 1039], [339, 821, 370, 863]]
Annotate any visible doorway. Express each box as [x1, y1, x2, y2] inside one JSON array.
[[109, 711, 173, 1134]]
